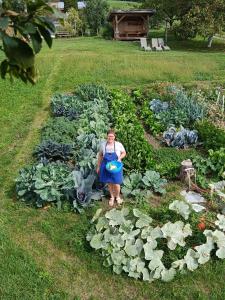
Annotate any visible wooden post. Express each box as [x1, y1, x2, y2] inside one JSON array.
[[115, 15, 120, 40]]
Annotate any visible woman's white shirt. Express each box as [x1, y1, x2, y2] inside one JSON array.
[[100, 141, 125, 158]]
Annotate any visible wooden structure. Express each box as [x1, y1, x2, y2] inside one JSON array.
[[108, 9, 155, 41]]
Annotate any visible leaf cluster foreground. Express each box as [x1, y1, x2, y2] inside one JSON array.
[[88, 203, 225, 282]]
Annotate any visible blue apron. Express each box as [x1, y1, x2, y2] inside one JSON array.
[[99, 142, 123, 184]]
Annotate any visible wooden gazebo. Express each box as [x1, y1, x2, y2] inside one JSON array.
[[108, 9, 155, 41]]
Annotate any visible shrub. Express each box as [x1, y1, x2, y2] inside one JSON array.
[[101, 22, 113, 40], [195, 120, 225, 150]]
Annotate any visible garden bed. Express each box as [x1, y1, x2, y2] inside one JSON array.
[[15, 83, 225, 284]]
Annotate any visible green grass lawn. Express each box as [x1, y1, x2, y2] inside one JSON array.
[[0, 36, 225, 299], [108, 1, 140, 10]]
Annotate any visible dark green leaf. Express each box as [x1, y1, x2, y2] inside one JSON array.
[[2, 34, 34, 68], [37, 25, 52, 48], [30, 31, 42, 54], [0, 59, 8, 79]]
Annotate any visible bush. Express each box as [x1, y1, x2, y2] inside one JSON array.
[[101, 22, 113, 40], [195, 120, 225, 150]]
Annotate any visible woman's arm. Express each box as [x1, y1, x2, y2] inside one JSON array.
[[96, 151, 103, 173], [118, 151, 126, 162]]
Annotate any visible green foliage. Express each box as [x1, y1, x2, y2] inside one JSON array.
[[75, 83, 110, 102], [140, 100, 164, 135], [192, 148, 225, 187], [33, 140, 74, 163], [84, 0, 109, 35], [111, 90, 155, 172], [153, 148, 198, 179], [0, 0, 55, 83], [41, 117, 78, 144], [195, 120, 225, 151], [101, 22, 114, 40], [122, 170, 167, 200], [51, 94, 85, 120], [16, 163, 74, 207], [87, 206, 225, 282], [156, 86, 206, 128], [63, 7, 83, 36]]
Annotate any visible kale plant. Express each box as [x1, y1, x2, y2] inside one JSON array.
[[41, 117, 78, 144], [75, 84, 110, 102], [51, 94, 86, 120], [33, 140, 74, 163]]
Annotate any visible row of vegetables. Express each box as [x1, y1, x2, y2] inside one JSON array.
[[133, 86, 225, 186], [15, 84, 225, 283], [16, 84, 167, 211]]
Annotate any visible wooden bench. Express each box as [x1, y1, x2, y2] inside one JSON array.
[[55, 31, 73, 38]]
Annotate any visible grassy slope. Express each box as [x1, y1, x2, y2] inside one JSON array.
[[0, 37, 225, 299], [108, 1, 140, 9]]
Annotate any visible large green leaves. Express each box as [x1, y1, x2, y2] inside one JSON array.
[[88, 207, 225, 283], [0, 0, 55, 83]]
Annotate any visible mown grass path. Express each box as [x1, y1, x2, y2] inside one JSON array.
[[0, 37, 225, 299]]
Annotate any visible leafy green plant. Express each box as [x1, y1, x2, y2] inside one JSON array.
[[33, 140, 74, 163], [111, 90, 155, 171], [140, 101, 164, 135], [71, 170, 102, 213], [153, 148, 198, 179], [16, 163, 74, 208], [87, 206, 225, 282], [0, 0, 55, 83], [195, 120, 225, 150], [51, 94, 85, 120], [192, 148, 225, 185], [41, 117, 78, 144], [75, 84, 110, 102], [122, 170, 167, 200]]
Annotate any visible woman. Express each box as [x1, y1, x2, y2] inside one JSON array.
[[96, 129, 126, 206]]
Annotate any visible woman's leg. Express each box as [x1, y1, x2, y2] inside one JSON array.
[[113, 184, 121, 198], [108, 183, 115, 199]]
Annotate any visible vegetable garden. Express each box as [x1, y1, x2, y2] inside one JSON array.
[[15, 83, 225, 284]]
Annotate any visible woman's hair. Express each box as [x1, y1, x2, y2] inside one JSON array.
[[107, 129, 116, 137]]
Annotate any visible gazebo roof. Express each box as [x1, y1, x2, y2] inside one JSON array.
[[108, 9, 156, 21]]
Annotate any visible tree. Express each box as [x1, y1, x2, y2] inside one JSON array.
[[142, 0, 193, 27], [0, 0, 55, 84], [84, 0, 109, 35], [64, 0, 78, 12], [63, 7, 83, 36], [172, 0, 225, 46]]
